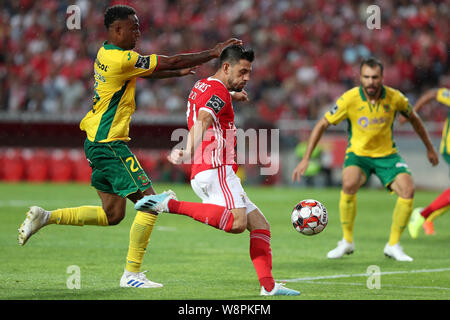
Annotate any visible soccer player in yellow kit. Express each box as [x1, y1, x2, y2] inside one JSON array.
[[292, 57, 439, 261], [18, 5, 242, 288], [407, 88, 450, 237]]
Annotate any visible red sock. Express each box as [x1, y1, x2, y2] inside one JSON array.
[[167, 199, 234, 232], [250, 229, 275, 292], [421, 188, 450, 218]]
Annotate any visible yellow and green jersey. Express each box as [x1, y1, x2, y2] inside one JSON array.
[[325, 86, 412, 158], [437, 88, 450, 156], [80, 41, 158, 143]]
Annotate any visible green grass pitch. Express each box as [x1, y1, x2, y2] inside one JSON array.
[[0, 182, 449, 301]]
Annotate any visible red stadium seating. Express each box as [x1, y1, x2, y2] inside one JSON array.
[[23, 148, 50, 182], [3, 148, 26, 182], [70, 149, 92, 183], [48, 149, 74, 182]]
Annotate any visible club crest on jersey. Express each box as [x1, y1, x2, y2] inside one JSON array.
[[135, 55, 150, 69], [206, 95, 225, 114], [138, 174, 149, 185]]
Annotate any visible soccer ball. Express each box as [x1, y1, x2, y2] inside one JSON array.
[[291, 199, 328, 235]]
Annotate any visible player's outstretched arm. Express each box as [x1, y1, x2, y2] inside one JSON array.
[[156, 38, 242, 72], [407, 110, 439, 166], [142, 67, 196, 79], [292, 117, 330, 183], [398, 89, 438, 125]]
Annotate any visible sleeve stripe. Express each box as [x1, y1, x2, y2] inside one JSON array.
[[153, 54, 159, 73], [149, 54, 158, 74]]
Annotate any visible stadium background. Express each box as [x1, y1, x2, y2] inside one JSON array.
[[0, 0, 448, 189]]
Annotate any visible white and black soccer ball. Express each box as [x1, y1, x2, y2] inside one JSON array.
[[291, 199, 328, 235]]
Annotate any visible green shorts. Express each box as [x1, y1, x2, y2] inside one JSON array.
[[84, 139, 152, 198], [344, 152, 411, 190]]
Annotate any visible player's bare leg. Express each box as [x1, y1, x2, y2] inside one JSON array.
[[97, 190, 127, 225], [229, 208, 247, 233]]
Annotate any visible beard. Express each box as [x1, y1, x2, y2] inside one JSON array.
[[364, 85, 380, 97], [228, 80, 245, 92]]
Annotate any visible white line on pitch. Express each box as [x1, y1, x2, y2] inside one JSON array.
[[277, 267, 450, 282], [298, 280, 450, 291]]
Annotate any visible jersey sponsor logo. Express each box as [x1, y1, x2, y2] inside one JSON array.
[[135, 55, 150, 69], [358, 116, 369, 128], [205, 95, 226, 114], [358, 116, 388, 128], [95, 58, 108, 72]]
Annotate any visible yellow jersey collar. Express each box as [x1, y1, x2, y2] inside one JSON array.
[[359, 85, 386, 101], [103, 41, 124, 51]]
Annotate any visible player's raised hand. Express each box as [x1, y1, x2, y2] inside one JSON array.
[[168, 148, 187, 165], [211, 38, 243, 58], [427, 148, 439, 166], [231, 89, 249, 102], [291, 159, 309, 183], [179, 66, 197, 77]]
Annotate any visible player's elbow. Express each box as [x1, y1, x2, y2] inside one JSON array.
[[318, 117, 330, 130]]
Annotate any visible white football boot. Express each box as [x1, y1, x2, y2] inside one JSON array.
[[134, 190, 177, 213], [384, 243, 413, 262], [327, 239, 355, 259], [18, 206, 50, 246], [120, 269, 163, 288], [260, 283, 300, 296]]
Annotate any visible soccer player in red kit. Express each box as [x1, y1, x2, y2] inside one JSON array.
[[135, 45, 299, 296]]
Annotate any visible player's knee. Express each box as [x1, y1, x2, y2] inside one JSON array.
[[342, 183, 359, 195], [230, 215, 247, 234], [231, 223, 247, 234], [104, 209, 125, 225], [399, 185, 415, 199]]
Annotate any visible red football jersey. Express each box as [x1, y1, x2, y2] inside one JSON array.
[[186, 77, 237, 179]]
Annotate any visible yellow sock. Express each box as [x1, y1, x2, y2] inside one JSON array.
[[125, 211, 158, 273], [389, 197, 413, 245], [426, 205, 449, 222], [339, 191, 357, 243], [48, 206, 109, 226]]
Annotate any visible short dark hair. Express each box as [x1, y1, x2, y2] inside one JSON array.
[[219, 45, 255, 66], [360, 57, 384, 74], [104, 5, 136, 29]]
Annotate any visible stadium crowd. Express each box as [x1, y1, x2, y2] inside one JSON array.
[[0, 0, 448, 123]]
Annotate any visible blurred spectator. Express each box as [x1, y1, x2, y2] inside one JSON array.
[[0, 0, 448, 122]]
